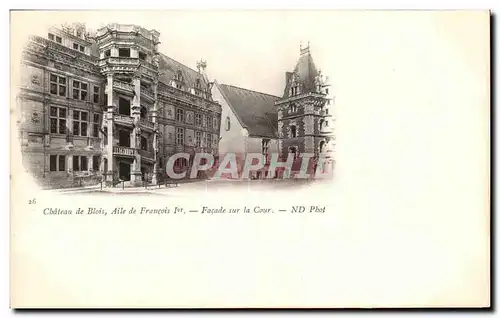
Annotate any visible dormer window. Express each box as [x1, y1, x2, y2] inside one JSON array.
[[49, 33, 62, 44], [73, 43, 85, 53], [193, 79, 202, 96], [119, 48, 130, 57], [175, 70, 183, 82]]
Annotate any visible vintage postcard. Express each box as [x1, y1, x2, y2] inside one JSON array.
[[10, 10, 490, 308]]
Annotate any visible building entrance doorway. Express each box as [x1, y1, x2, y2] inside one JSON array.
[[119, 162, 131, 181]]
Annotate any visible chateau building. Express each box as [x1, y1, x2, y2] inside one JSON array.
[[211, 82, 279, 179], [211, 43, 335, 179], [17, 23, 222, 188]]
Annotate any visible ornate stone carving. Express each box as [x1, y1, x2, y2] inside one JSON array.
[[31, 75, 40, 85], [31, 112, 40, 124], [152, 53, 160, 68]]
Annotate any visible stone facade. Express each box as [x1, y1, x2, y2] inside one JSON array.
[[17, 23, 222, 189], [275, 43, 336, 173]]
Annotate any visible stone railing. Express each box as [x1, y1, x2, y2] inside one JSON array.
[[141, 88, 154, 100], [140, 59, 158, 71], [99, 56, 140, 67], [139, 64, 157, 78], [139, 118, 154, 130], [138, 149, 154, 159], [29, 35, 98, 64], [113, 145, 136, 157], [114, 114, 134, 125], [114, 80, 135, 92]]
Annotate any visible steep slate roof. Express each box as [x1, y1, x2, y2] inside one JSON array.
[[282, 48, 319, 98], [158, 53, 208, 88], [218, 84, 279, 138]]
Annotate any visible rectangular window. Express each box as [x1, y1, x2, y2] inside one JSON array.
[[139, 52, 146, 60], [59, 155, 66, 171], [141, 136, 148, 151], [212, 134, 218, 148], [118, 48, 130, 57], [72, 110, 89, 136], [195, 131, 202, 147], [206, 116, 213, 129], [92, 113, 100, 137], [72, 80, 88, 101], [119, 97, 130, 116], [49, 106, 67, 134], [203, 132, 209, 147], [72, 155, 88, 172], [73, 155, 80, 171], [73, 43, 79, 50], [104, 49, 111, 57], [81, 156, 88, 171], [92, 155, 100, 171], [174, 158, 188, 169], [195, 113, 202, 126], [55, 36, 62, 44], [50, 73, 66, 97], [50, 155, 57, 171], [93, 86, 100, 104], [176, 127, 184, 145], [176, 108, 184, 122], [79, 46, 85, 53], [262, 139, 270, 156], [48, 33, 55, 41]]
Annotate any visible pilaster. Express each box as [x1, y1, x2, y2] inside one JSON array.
[[106, 74, 115, 185], [130, 74, 142, 185], [151, 79, 159, 185]]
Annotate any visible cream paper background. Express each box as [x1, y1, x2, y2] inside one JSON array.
[[10, 10, 490, 308]]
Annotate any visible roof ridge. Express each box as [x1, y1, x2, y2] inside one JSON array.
[[220, 83, 280, 99], [159, 52, 201, 77]]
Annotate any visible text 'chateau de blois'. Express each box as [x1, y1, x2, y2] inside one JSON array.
[[16, 23, 336, 189]]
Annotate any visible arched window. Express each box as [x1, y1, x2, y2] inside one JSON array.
[[225, 116, 231, 131], [290, 125, 297, 138], [319, 140, 325, 153]]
